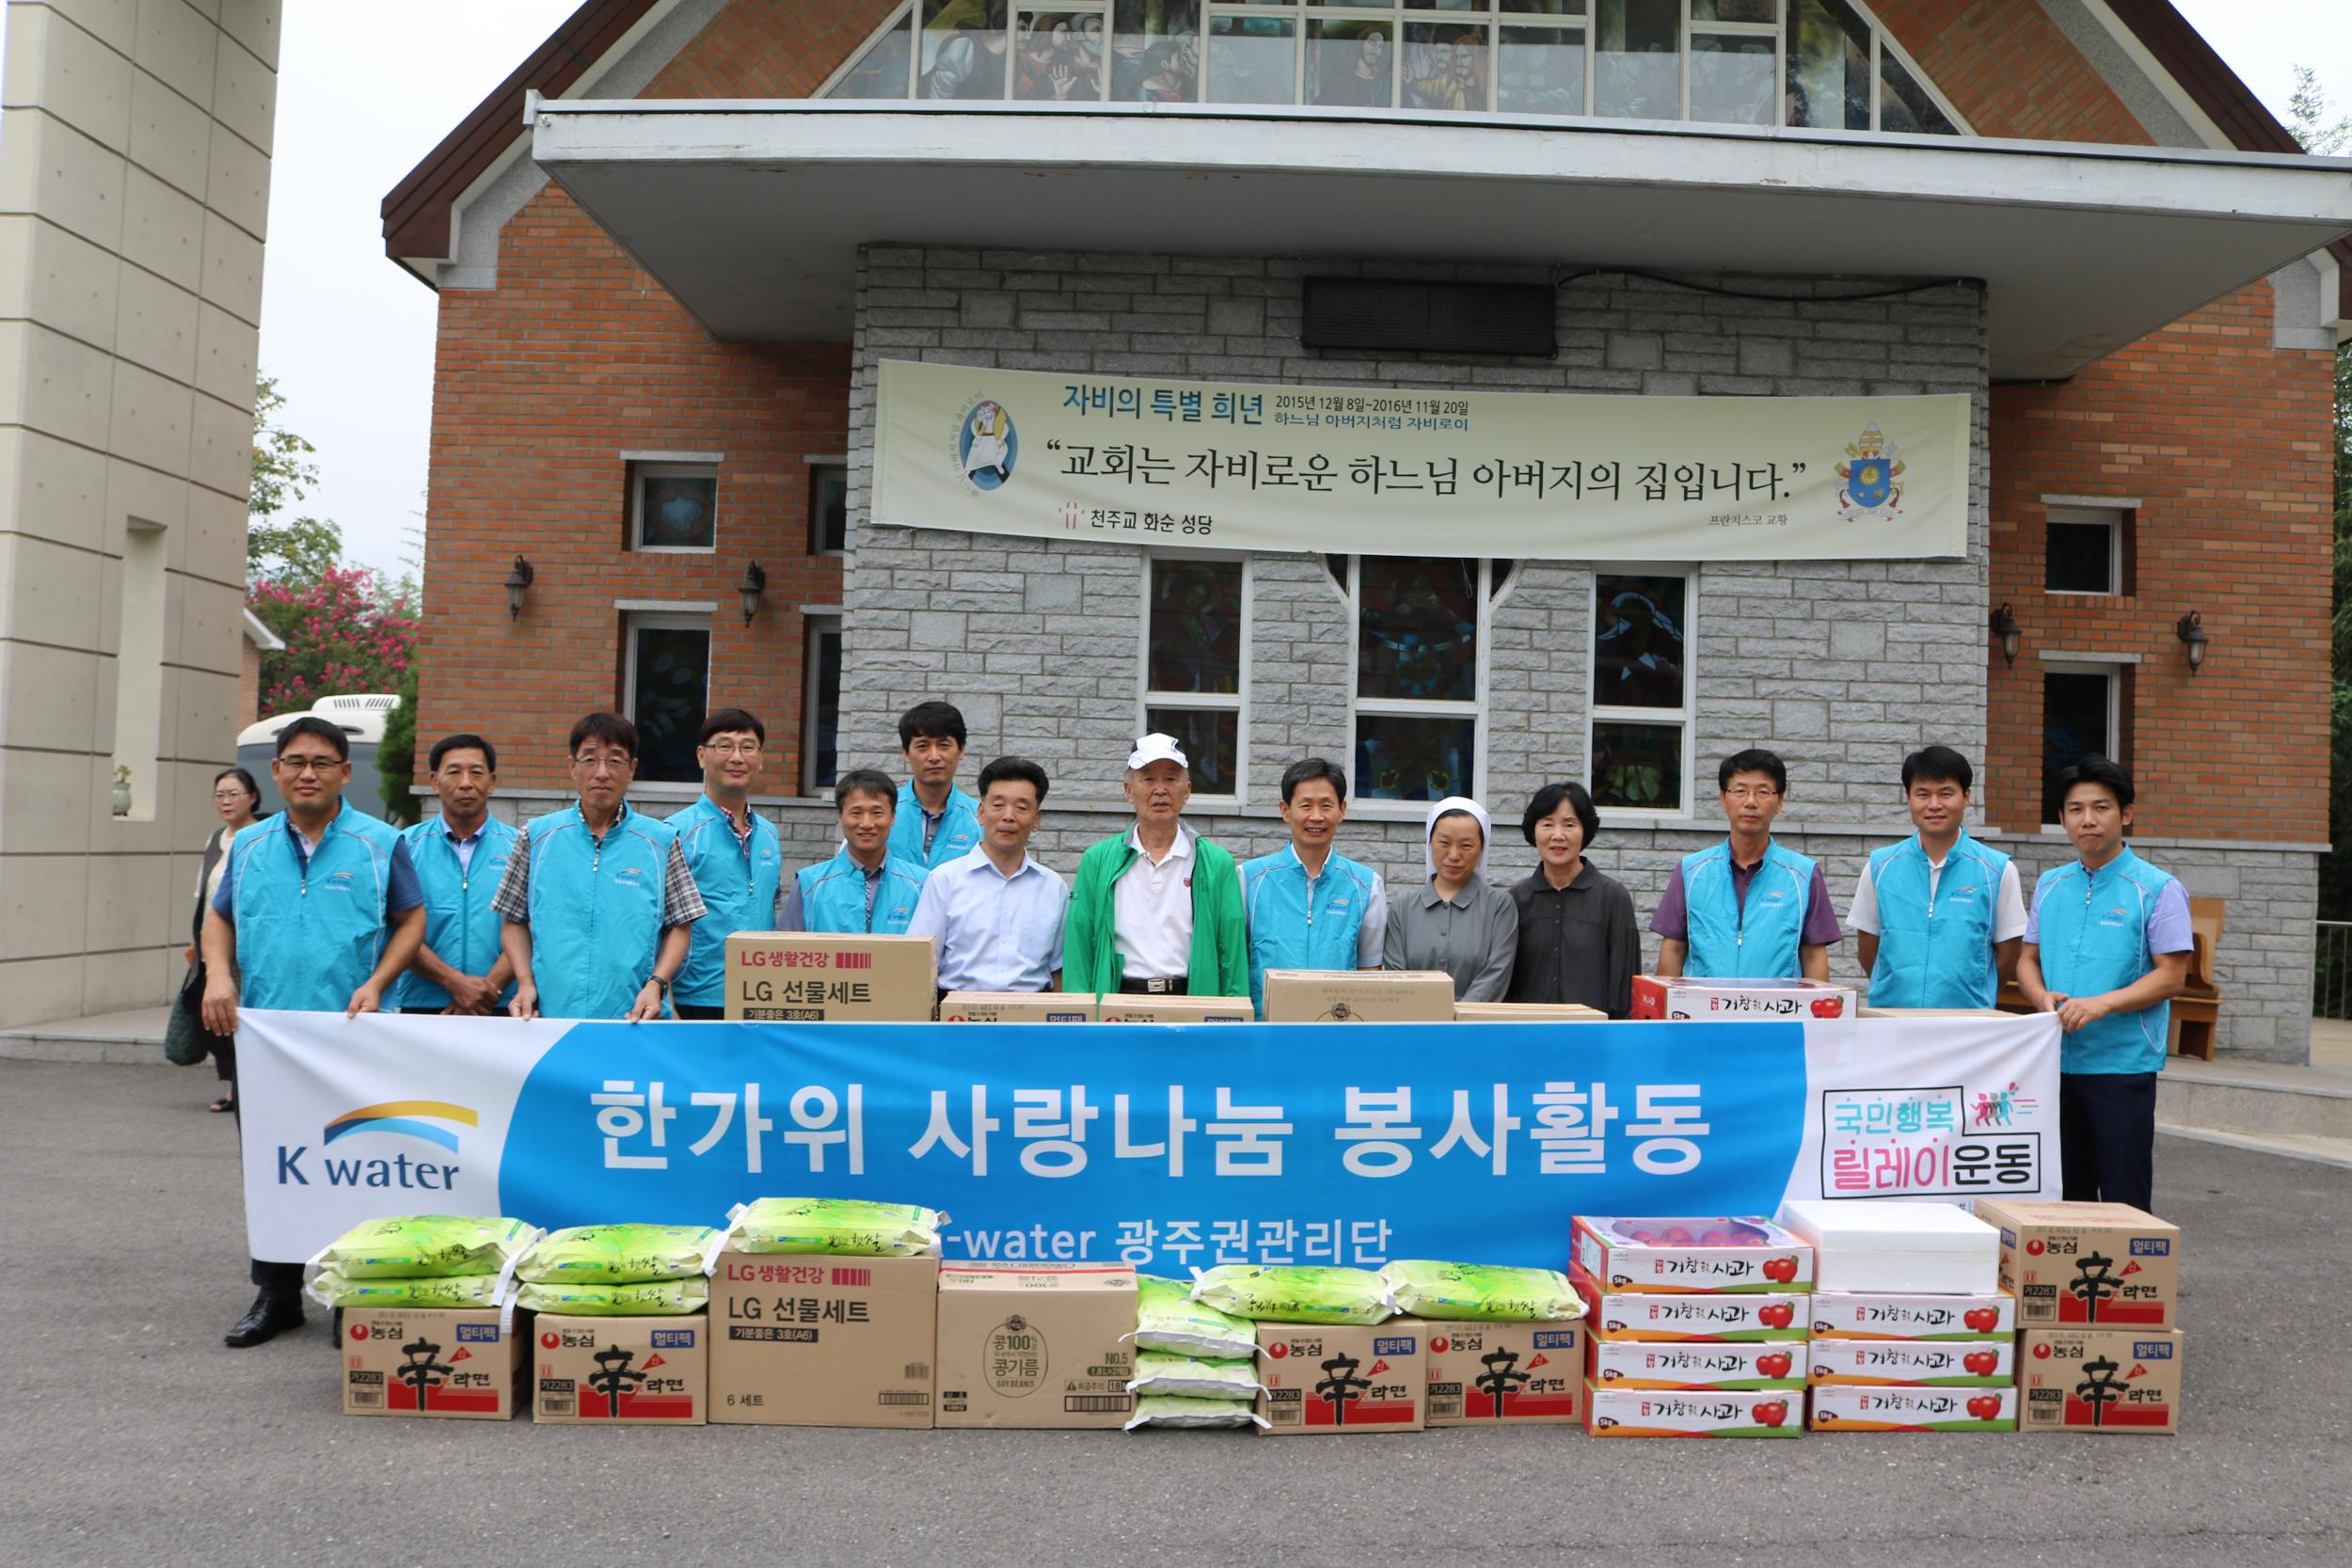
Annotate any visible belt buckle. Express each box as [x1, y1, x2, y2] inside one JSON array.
[[1147, 976, 1175, 994]]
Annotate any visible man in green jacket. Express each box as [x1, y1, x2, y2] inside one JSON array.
[[1062, 732, 1248, 998]]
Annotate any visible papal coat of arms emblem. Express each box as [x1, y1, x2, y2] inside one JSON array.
[[1836, 422, 1904, 522]]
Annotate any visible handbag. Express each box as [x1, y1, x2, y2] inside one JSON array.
[[163, 960, 212, 1067]]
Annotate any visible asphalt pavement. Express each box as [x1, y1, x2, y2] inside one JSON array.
[[5, 1057, 2347, 1568]]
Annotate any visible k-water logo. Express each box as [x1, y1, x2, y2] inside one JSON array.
[[278, 1101, 478, 1190]]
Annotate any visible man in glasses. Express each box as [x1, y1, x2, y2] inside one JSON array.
[[669, 707, 783, 1019], [1650, 747, 1839, 980], [493, 711, 706, 1021]]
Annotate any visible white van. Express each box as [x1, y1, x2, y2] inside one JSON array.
[[233, 693, 403, 818]]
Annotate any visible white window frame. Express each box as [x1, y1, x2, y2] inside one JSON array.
[[1138, 551, 1251, 803], [630, 462, 720, 554], [2042, 503, 2126, 598], [2038, 659, 2122, 829], [803, 612, 846, 797], [1586, 565, 1700, 825], [1340, 554, 1501, 819], [621, 610, 714, 782]]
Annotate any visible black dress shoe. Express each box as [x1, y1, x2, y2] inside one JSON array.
[[224, 1289, 305, 1348]]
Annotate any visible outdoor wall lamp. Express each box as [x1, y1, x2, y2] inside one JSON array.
[[1989, 602, 2023, 667], [502, 554, 534, 621], [738, 560, 768, 626], [2176, 610, 2208, 673]]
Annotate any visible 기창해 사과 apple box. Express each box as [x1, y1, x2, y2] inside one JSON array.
[[1423, 1322, 1583, 1426], [1586, 1337, 1804, 1391], [1628, 975, 1853, 1021], [1571, 1214, 1813, 1292], [1572, 1272, 1807, 1341], [1806, 1337, 2012, 1387], [1582, 1385, 1800, 1437], [1809, 1384, 2016, 1433], [1809, 1290, 2014, 1340]]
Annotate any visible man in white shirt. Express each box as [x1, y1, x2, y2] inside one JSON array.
[[1849, 746, 2026, 1009], [907, 756, 1070, 992]]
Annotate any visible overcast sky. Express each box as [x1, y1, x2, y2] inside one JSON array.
[[233, 1, 2352, 577]]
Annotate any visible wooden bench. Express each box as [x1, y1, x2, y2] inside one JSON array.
[[1994, 896, 2223, 1061]]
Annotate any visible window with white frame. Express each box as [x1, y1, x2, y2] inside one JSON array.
[[2041, 662, 2125, 826], [2044, 503, 2128, 596], [630, 463, 718, 551], [622, 611, 712, 784], [803, 614, 845, 796], [1588, 571, 1692, 814], [1141, 554, 1247, 798], [821, 1, 1965, 135], [1345, 556, 1508, 803]]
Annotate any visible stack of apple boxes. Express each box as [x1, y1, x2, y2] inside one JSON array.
[[1570, 1216, 1814, 1438], [1778, 1200, 2017, 1433]]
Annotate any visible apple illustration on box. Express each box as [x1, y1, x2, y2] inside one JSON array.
[[1754, 1400, 1789, 1427], [1963, 1351, 2000, 1376], [1963, 1307, 2001, 1332], [1762, 1256, 1799, 1283], [1757, 1303, 1796, 1329], [1810, 997, 1844, 1017], [1966, 1395, 2003, 1420], [1756, 1352, 1793, 1380]]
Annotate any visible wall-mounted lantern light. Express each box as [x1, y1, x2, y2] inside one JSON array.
[[1989, 602, 2023, 667], [738, 560, 768, 626], [503, 554, 534, 621], [2176, 610, 2208, 673]]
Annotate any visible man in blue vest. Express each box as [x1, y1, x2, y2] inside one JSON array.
[[493, 712, 706, 1022], [2017, 756, 2191, 1210], [1849, 745, 2025, 1009], [200, 715, 425, 1347], [394, 733, 518, 1014], [670, 706, 783, 1019], [1240, 757, 1386, 1012], [1651, 748, 1840, 979], [886, 699, 983, 871], [777, 768, 929, 934]]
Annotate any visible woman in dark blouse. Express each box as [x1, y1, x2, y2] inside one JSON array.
[[1505, 781, 1641, 1018]]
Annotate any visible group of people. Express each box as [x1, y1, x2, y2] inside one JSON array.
[[197, 697, 2187, 1350]]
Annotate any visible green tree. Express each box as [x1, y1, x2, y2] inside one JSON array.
[[377, 663, 422, 825], [247, 374, 343, 584]]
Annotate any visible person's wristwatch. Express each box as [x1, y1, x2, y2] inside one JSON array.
[[647, 974, 672, 998]]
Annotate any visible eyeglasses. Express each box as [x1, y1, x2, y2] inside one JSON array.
[[1724, 786, 1781, 802], [213, 789, 252, 802], [278, 756, 342, 776], [700, 741, 762, 757], [572, 752, 633, 772]]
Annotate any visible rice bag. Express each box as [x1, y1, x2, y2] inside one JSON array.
[[1123, 1351, 1264, 1401], [1127, 1275, 1258, 1358], [1190, 1264, 1394, 1326], [1380, 1259, 1584, 1323], [311, 1215, 540, 1279], [515, 1277, 709, 1316], [308, 1271, 507, 1310], [1120, 1395, 1269, 1431], [514, 1223, 721, 1285], [727, 1197, 944, 1256]]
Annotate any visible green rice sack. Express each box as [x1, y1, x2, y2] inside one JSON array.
[[1120, 1395, 1269, 1432], [308, 1271, 507, 1310], [514, 1224, 721, 1285], [1190, 1264, 1394, 1326], [1127, 1275, 1259, 1358], [726, 1197, 943, 1256], [515, 1277, 709, 1317], [1380, 1259, 1585, 1323], [1124, 1352, 1264, 1401], [312, 1215, 540, 1279]]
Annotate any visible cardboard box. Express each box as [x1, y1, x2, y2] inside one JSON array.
[[1807, 1337, 2012, 1386], [1453, 1002, 1607, 1022], [532, 1314, 707, 1424], [1094, 994, 1255, 1023], [941, 990, 1096, 1023], [1974, 1199, 2179, 1328], [1260, 970, 1454, 1023], [1587, 1336, 1804, 1390], [1776, 1199, 1999, 1294], [708, 1249, 938, 1427], [1582, 1384, 1800, 1437], [1572, 1273, 1806, 1341], [341, 1307, 522, 1419], [2018, 1328, 2184, 1433], [934, 1263, 1136, 1429], [1629, 975, 1854, 1022], [1571, 1213, 1814, 1293], [1810, 1384, 2016, 1433], [1424, 1322, 1583, 1425], [1257, 1320, 1427, 1433], [723, 932, 936, 1022], [1809, 1290, 2014, 1341]]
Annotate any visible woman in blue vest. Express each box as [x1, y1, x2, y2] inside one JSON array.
[[1240, 758, 1387, 1012], [777, 768, 930, 935], [1651, 749, 1841, 979], [1850, 745, 2026, 1008]]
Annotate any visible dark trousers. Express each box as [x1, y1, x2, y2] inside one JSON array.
[[675, 1004, 725, 1021], [2059, 1070, 2157, 1211], [227, 1051, 306, 1298]]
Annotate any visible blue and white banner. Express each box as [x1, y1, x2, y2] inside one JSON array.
[[239, 1013, 2059, 1273]]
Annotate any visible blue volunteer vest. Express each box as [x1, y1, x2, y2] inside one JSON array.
[[228, 800, 405, 1011], [1866, 830, 2011, 1010], [2030, 846, 2180, 1075], [796, 847, 929, 935], [392, 814, 519, 1011], [1680, 838, 1817, 979], [886, 781, 983, 871], [1240, 846, 1379, 1012], [523, 801, 680, 1020], [672, 794, 783, 1009]]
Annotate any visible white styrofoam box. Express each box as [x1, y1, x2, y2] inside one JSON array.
[[1774, 1200, 1998, 1295]]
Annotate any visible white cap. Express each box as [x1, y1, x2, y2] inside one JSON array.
[[1126, 732, 1188, 770]]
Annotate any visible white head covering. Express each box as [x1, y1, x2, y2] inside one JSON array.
[[1422, 795, 1492, 882], [1127, 732, 1187, 770]]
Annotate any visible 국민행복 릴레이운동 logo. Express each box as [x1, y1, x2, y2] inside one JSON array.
[[1836, 421, 1904, 523], [957, 398, 1018, 491], [324, 1100, 480, 1154]]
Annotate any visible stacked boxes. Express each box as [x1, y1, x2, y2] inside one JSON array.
[[934, 1264, 1137, 1428], [1628, 976, 1854, 1022], [1977, 1199, 2185, 1434], [708, 1251, 941, 1427], [1571, 1216, 1812, 1438], [1257, 1321, 1429, 1433], [341, 1307, 524, 1419], [533, 1318, 709, 1424]]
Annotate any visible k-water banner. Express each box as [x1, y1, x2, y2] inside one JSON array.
[[240, 1013, 2058, 1275], [871, 359, 1970, 562]]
